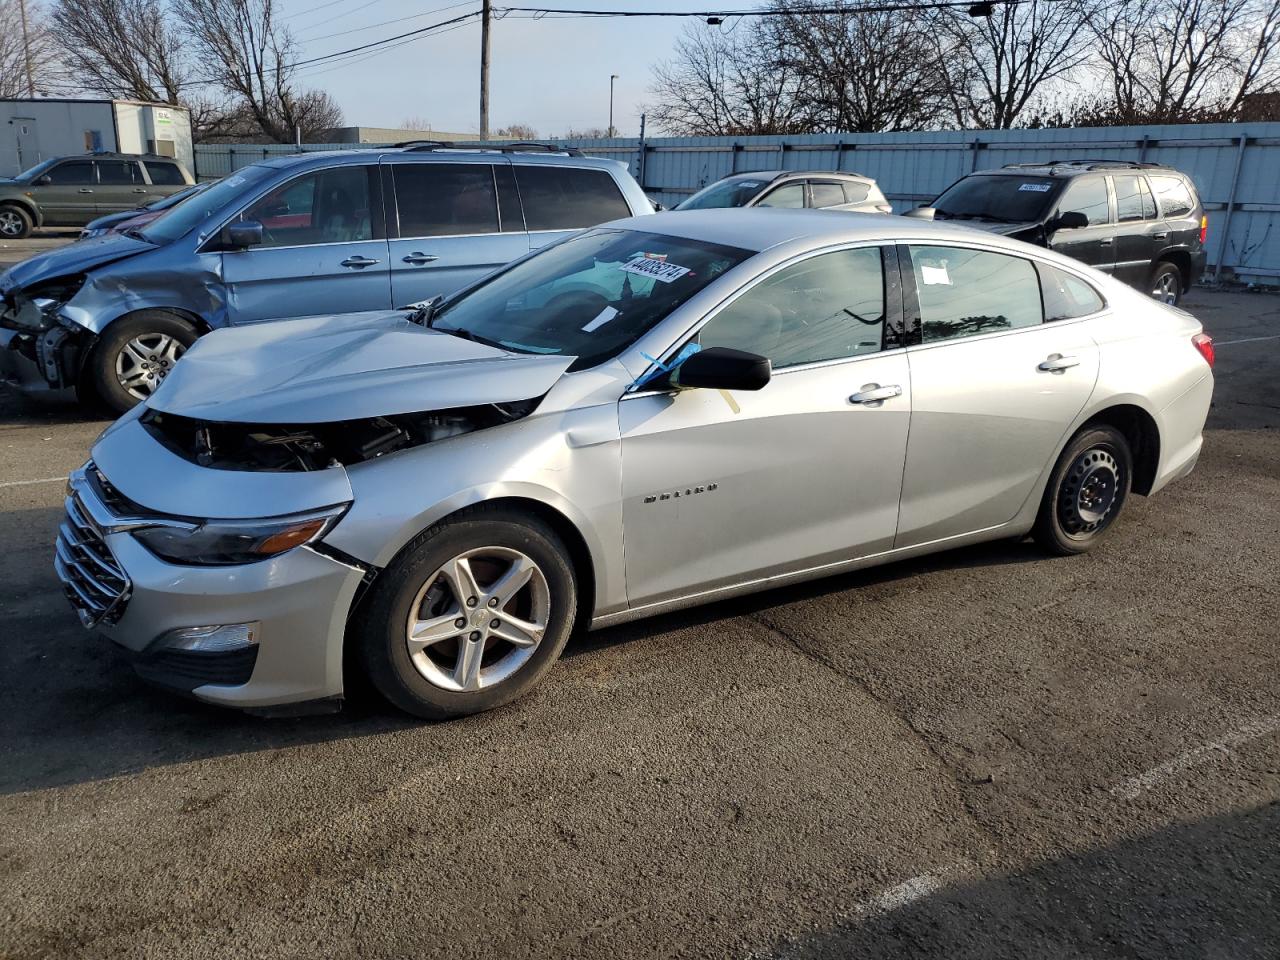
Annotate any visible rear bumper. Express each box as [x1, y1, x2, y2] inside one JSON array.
[[1151, 371, 1213, 495], [1189, 249, 1208, 288]]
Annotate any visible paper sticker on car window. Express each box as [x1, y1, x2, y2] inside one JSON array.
[[582, 305, 618, 333], [1019, 182, 1052, 192], [226, 175, 246, 187], [921, 263, 951, 285], [621, 256, 692, 284]]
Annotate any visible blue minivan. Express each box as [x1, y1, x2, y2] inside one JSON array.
[[0, 144, 653, 411]]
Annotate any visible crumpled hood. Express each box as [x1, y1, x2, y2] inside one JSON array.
[[1, 233, 153, 293], [146, 310, 576, 423]]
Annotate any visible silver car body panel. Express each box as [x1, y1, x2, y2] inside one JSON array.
[[74, 209, 1213, 709]]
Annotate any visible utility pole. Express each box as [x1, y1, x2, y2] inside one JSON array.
[[17, 0, 36, 98], [479, 0, 491, 140], [608, 74, 619, 137]]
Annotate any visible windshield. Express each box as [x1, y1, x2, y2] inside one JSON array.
[[140, 167, 273, 244], [12, 158, 58, 182], [933, 175, 1062, 223], [432, 228, 753, 370], [676, 176, 772, 210], [146, 181, 210, 212]]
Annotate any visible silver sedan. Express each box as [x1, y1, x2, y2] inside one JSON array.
[[56, 210, 1215, 719]]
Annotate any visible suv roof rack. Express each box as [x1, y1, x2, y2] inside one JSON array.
[[396, 140, 584, 157], [1001, 159, 1167, 173]]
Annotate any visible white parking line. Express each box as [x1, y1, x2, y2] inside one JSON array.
[[0, 476, 65, 488], [1110, 715, 1280, 801], [855, 870, 952, 917], [1214, 334, 1280, 346]]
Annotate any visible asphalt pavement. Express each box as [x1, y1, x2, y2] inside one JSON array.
[[0, 288, 1277, 959]]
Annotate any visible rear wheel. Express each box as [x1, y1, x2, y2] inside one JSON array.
[[1149, 261, 1182, 305], [359, 509, 577, 720], [89, 311, 199, 413], [0, 204, 32, 239], [1033, 425, 1133, 555]]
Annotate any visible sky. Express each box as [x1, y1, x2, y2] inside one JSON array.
[[280, 0, 714, 137]]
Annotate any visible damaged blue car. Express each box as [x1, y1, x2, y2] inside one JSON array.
[[0, 143, 652, 412]]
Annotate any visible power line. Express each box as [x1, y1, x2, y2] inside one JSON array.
[[297, 0, 476, 43], [495, 0, 1025, 15]]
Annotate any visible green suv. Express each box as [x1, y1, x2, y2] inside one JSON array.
[[0, 153, 194, 239]]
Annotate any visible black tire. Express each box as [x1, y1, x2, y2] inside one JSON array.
[[88, 311, 199, 414], [1033, 425, 1133, 556], [358, 508, 578, 720], [1149, 261, 1182, 306], [0, 203, 33, 240]]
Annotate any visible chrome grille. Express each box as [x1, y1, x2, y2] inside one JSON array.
[[54, 486, 131, 627]]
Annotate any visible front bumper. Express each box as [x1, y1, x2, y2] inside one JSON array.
[[55, 466, 367, 709]]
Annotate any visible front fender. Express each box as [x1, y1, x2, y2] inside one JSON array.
[[59, 250, 227, 335]]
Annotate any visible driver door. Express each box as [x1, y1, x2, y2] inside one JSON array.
[[618, 246, 911, 608]]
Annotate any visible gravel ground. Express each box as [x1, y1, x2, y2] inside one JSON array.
[[0, 288, 1277, 960]]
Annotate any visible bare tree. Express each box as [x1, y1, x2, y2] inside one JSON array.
[[496, 123, 539, 139], [933, 0, 1097, 129], [768, 1, 952, 131], [0, 0, 60, 97], [647, 22, 810, 135], [51, 0, 187, 103]]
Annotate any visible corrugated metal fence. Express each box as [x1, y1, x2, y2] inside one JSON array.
[[195, 122, 1280, 283]]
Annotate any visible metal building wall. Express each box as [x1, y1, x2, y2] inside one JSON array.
[[194, 122, 1280, 282]]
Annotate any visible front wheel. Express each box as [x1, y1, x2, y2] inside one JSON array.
[[89, 311, 199, 414], [1033, 425, 1133, 555], [358, 509, 578, 720]]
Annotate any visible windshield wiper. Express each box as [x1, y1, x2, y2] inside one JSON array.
[[435, 325, 506, 351], [405, 295, 443, 327]]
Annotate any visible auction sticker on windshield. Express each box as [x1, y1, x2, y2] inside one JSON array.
[[621, 256, 692, 283], [1018, 182, 1052, 192]]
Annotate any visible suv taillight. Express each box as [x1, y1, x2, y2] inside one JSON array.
[[1192, 333, 1214, 368], [1198, 215, 1208, 244]]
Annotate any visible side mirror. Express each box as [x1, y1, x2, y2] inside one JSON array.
[[670, 347, 771, 392], [1052, 211, 1089, 231], [221, 219, 264, 249], [33, 175, 51, 186], [902, 205, 936, 220]]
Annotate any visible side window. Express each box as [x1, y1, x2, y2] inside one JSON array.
[[810, 182, 845, 208], [513, 166, 630, 231], [697, 247, 885, 368], [842, 181, 871, 204], [1059, 177, 1109, 226], [1149, 175, 1195, 218], [394, 163, 498, 237], [756, 182, 804, 209], [909, 245, 1042, 343], [243, 166, 372, 247], [96, 160, 141, 185], [44, 160, 95, 185], [144, 161, 185, 186], [1037, 262, 1105, 321], [1114, 175, 1156, 222]]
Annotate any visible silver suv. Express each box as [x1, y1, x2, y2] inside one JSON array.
[[676, 170, 892, 214]]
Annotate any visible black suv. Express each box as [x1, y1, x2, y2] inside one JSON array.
[[0, 153, 194, 239], [910, 160, 1207, 305]]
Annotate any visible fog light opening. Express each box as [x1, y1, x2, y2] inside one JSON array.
[[160, 622, 260, 653]]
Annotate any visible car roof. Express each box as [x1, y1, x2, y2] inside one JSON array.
[[605, 208, 1031, 253], [255, 147, 628, 173], [973, 160, 1175, 178], [721, 170, 874, 184]]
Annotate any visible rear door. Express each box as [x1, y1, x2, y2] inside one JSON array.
[[93, 159, 149, 215], [385, 159, 528, 305], [1047, 176, 1115, 274], [896, 243, 1100, 547], [516, 164, 633, 251], [32, 159, 97, 224], [1109, 173, 1160, 288], [220, 164, 392, 323]]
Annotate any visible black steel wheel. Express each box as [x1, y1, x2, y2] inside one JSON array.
[[1034, 425, 1133, 555]]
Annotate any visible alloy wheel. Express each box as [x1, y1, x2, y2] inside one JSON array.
[[1151, 272, 1179, 304], [0, 210, 23, 237], [404, 546, 550, 692], [114, 333, 186, 400], [1057, 447, 1122, 539]]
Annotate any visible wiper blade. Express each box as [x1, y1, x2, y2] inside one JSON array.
[[436, 325, 506, 351], [404, 295, 443, 327]]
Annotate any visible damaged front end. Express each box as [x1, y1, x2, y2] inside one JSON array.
[[0, 275, 90, 392], [138, 399, 542, 472]]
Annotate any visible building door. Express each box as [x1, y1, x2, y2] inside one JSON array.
[[13, 118, 39, 170]]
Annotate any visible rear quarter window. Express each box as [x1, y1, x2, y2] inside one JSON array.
[[144, 161, 186, 185], [1037, 262, 1105, 321], [1149, 175, 1196, 218], [514, 166, 631, 231]]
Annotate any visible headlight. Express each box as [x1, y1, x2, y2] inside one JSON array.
[[132, 506, 347, 566]]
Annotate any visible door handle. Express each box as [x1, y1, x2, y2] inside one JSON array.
[[1038, 353, 1081, 373], [131, 188, 147, 194], [849, 383, 902, 405], [340, 256, 381, 268], [401, 253, 439, 266], [1099, 237, 1113, 246], [78, 188, 94, 194], [1151, 232, 1168, 241]]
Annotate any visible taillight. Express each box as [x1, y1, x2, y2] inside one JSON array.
[[1192, 333, 1214, 368], [1198, 215, 1208, 244]]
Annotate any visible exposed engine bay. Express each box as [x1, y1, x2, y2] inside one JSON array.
[[139, 399, 542, 472], [1, 276, 90, 390]]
